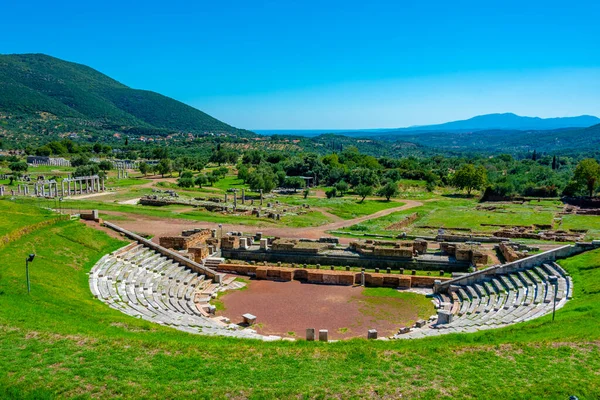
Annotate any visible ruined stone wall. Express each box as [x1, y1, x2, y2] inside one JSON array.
[[159, 230, 212, 250], [499, 242, 521, 262], [221, 236, 239, 249]]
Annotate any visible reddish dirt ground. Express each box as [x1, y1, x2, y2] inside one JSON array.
[[217, 277, 429, 340]]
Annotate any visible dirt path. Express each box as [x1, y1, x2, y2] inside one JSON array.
[[97, 199, 423, 242]]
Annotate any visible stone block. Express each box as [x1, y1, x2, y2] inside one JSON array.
[[243, 313, 257, 325], [255, 268, 268, 280], [437, 310, 453, 324], [367, 329, 378, 339], [306, 328, 315, 341], [322, 273, 339, 285], [414, 319, 427, 328], [319, 329, 328, 342], [259, 238, 268, 250]]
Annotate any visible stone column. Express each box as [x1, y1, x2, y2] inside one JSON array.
[[233, 191, 237, 209], [241, 189, 245, 204], [61, 181, 65, 197], [260, 189, 263, 205], [224, 193, 228, 203]]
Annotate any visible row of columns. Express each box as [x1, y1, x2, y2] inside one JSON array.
[[63, 176, 105, 196], [7, 176, 104, 198], [117, 169, 128, 179], [225, 189, 264, 208]]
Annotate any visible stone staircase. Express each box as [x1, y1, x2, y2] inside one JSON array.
[[89, 244, 279, 340], [396, 261, 572, 339]]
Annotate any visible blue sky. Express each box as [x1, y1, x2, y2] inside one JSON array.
[[2, 0, 599, 129]]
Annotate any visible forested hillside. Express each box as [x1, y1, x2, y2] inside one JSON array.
[[0, 53, 250, 140]]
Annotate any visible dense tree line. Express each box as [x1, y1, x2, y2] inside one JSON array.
[[14, 139, 600, 200]]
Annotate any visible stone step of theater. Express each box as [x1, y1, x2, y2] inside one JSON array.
[[395, 260, 573, 339], [89, 244, 280, 340]]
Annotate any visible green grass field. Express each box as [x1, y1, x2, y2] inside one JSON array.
[[278, 196, 405, 219], [1, 201, 599, 398], [337, 199, 577, 240]]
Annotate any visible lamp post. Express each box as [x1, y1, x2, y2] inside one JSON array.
[[548, 275, 558, 322], [26, 253, 35, 294]]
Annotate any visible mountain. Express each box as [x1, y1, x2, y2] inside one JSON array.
[[0, 53, 250, 139], [393, 113, 600, 133]]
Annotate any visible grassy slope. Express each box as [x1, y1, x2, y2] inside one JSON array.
[[1, 203, 599, 398], [0, 201, 58, 236]]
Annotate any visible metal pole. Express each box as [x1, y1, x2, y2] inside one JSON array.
[[552, 281, 557, 322], [26, 259, 31, 294]]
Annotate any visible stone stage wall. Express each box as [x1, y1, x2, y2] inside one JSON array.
[[217, 263, 451, 288]]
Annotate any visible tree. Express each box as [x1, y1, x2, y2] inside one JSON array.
[[302, 188, 310, 199], [377, 181, 399, 201], [335, 180, 349, 196], [573, 158, 600, 197], [355, 184, 373, 203], [452, 164, 487, 195], [71, 155, 89, 167], [238, 165, 249, 183], [207, 171, 220, 186], [98, 160, 112, 172], [139, 162, 150, 176], [283, 177, 306, 192], [9, 161, 28, 174], [552, 155, 557, 171], [532, 149, 537, 161], [173, 158, 185, 177], [194, 175, 208, 188], [247, 166, 277, 193], [178, 177, 194, 188], [156, 159, 173, 178]]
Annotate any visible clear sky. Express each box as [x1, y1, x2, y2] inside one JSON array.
[[2, 0, 599, 129]]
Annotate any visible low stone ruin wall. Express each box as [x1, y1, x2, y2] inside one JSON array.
[[440, 242, 489, 266], [221, 248, 470, 271], [385, 212, 419, 230], [217, 263, 451, 288]]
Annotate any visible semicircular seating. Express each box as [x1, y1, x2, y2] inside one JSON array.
[[89, 244, 281, 340], [396, 261, 572, 339]]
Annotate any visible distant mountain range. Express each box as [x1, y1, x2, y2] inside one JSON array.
[[393, 113, 600, 132], [0, 53, 248, 138]]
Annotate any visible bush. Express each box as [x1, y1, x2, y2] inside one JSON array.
[[325, 187, 337, 199]]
